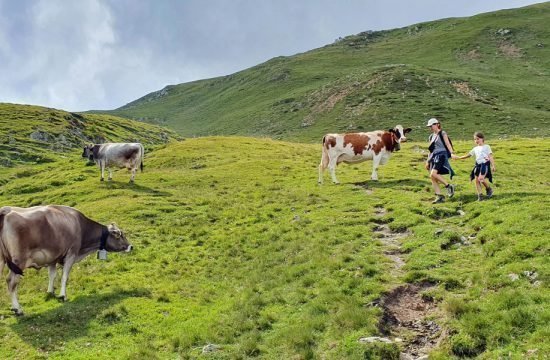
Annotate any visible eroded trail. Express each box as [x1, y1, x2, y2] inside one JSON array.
[[371, 206, 443, 360]]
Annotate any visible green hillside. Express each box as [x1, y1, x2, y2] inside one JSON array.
[[0, 136, 548, 359], [102, 3, 550, 141], [0, 103, 180, 167]]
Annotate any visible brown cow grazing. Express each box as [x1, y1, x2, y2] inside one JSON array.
[[0, 205, 132, 315], [319, 125, 412, 184], [82, 142, 144, 182]]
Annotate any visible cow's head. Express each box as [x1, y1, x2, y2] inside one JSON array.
[[82, 144, 94, 160], [106, 223, 132, 252], [389, 125, 412, 143], [385, 125, 412, 152]]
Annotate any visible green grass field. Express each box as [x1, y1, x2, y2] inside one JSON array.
[[1, 4, 549, 358], [1, 136, 547, 359]]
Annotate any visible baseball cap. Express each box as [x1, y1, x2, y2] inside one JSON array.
[[426, 118, 439, 127]]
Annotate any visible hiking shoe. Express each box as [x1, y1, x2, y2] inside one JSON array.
[[446, 184, 455, 198], [486, 187, 493, 199], [432, 195, 445, 204], [477, 194, 484, 202]]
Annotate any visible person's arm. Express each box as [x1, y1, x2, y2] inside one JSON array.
[[488, 153, 496, 172], [442, 132, 455, 154], [452, 153, 471, 160]]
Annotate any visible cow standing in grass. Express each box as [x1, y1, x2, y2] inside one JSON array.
[[83, 142, 144, 182], [318, 125, 411, 184], [0, 205, 132, 315]]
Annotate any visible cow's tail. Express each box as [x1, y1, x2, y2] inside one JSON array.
[[140, 143, 145, 172], [318, 136, 330, 183], [0, 206, 10, 233], [0, 207, 23, 276], [0, 207, 10, 276], [320, 136, 330, 169]]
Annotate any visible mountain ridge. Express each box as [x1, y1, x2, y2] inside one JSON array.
[[97, 3, 550, 141]]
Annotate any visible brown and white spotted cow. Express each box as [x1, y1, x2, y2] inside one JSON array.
[[83, 142, 144, 182], [318, 125, 412, 184], [0, 205, 132, 315]]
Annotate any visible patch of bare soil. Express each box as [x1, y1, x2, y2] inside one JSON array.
[[450, 81, 479, 100], [302, 86, 354, 126], [368, 206, 443, 359], [371, 206, 409, 275], [457, 48, 481, 61], [374, 224, 409, 274], [378, 283, 444, 360], [499, 42, 523, 58]]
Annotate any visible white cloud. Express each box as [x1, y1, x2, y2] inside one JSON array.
[[0, 0, 543, 111]]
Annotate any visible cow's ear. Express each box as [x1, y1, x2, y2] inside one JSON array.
[[389, 128, 395, 133], [404, 128, 412, 134], [108, 223, 122, 238]]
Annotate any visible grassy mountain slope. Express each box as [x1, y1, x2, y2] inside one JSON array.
[[0, 136, 548, 359], [103, 3, 550, 141], [0, 103, 180, 167]]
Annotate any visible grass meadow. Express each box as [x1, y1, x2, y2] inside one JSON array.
[[0, 136, 548, 359]]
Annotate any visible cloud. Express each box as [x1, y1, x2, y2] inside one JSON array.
[[0, 0, 542, 111]]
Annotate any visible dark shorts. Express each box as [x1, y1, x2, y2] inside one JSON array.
[[429, 153, 449, 173], [470, 162, 493, 182]]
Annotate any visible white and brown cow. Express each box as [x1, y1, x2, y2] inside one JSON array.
[[82, 142, 144, 182], [0, 205, 132, 315], [318, 125, 412, 184]]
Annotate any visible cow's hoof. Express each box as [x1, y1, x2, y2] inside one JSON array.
[[57, 295, 67, 302], [100, 178, 104, 182], [11, 308, 24, 316]]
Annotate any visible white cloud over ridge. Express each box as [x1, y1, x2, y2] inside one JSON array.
[[0, 0, 542, 111]]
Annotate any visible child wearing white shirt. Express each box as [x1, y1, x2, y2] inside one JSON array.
[[453, 132, 496, 201]]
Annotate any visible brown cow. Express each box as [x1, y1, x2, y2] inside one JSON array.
[[318, 125, 412, 184], [0, 205, 132, 315]]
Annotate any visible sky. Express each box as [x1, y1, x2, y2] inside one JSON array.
[[0, 0, 543, 112]]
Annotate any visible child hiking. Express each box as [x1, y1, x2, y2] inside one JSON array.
[[453, 132, 496, 201], [425, 118, 456, 204]]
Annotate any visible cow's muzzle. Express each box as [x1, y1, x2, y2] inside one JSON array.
[[126, 245, 133, 252]]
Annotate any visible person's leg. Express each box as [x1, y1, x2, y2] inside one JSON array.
[[431, 171, 448, 190], [430, 169, 446, 203], [483, 179, 493, 198], [475, 177, 484, 200]]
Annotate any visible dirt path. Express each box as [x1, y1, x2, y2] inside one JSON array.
[[371, 206, 443, 360]]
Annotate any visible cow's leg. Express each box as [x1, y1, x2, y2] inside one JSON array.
[[371, 154, 382, 181], [130, 167, 136, 182], [317, 162, 327, 184], [7, 272, 23, 315], [318, 150, 329, 184], [107, 168, 113, 181], [47, 264, 57, 295], [100, 161, 105, 181], [328, 157, 340, 184], [59, 257, 75, 301]]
